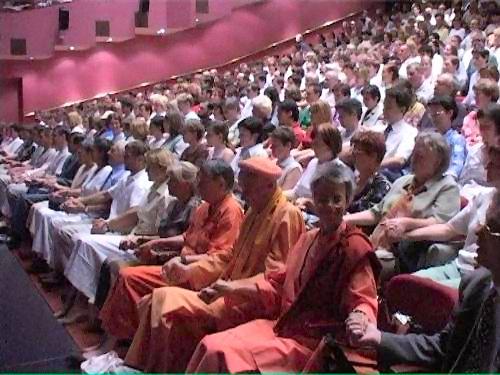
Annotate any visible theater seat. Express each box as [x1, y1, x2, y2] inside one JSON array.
[[383, 274, 458, 334]]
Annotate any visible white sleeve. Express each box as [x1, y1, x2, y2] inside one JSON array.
[[448, 198, 474, 236], [394, 128, 417, 161]]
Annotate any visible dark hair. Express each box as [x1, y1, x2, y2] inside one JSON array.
[[384, 63, 400, 83], [385, 85, 413, 113], [164, 111, 184, 138], [271, 126, 297, 148], [207, 120, 229, 144], [478, 103, 500, 136], [361, 85, 381, 103], [473, 48, 490, 60], [238, 116, 264, 143], [428, 95, 458, 121], [150, 115, 165, 130], [126, 140, 149, 158], [313, 123, 342, 157], [200, 159, 235, 191], [120, 97, 134, 110], [53, 125, 71, 141], [93, 137, 112, 165], [335, 98, 363, 120], [264, 86, 280, 106], [70, 132, 86, 146], [284, 85, 302, 102], [81, 139, 94, 153], [183, 119, 205, 140], [351, 130, 386, 163], [307, 83, 323, 97], [278, 99, 299, 122], [336, 83, 351, 98]]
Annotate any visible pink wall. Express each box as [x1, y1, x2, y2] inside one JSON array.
[[0, 0, 369, 121]]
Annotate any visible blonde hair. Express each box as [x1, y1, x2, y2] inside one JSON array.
[[67, 111, 82, 128], [145, 148, 175, 170], [310, 100, 332, 127], [169, 161, 198, 189], [131, 118, 149, 142]]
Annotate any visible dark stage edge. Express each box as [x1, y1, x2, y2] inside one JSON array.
[[0, 247, 80, 372]]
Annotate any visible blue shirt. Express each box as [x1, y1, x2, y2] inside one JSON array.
[[444, 128, 467, 179], [102, 163, 128, 191], [99, 128, 114, 141]]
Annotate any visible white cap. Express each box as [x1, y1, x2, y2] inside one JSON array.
[[100, 110, 114, 120]]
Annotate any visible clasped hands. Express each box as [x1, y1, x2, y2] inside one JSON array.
[[344, 310, 381, 348], [380, 217, 410, 245]]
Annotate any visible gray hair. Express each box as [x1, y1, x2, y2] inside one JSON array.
[[169, 161, 198, 190], [310, 160, 357, 204], [200, 159, 234, 192], [413, 131, 451, 177]]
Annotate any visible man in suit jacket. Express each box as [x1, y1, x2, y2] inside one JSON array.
[[346, 195, 500, 373]]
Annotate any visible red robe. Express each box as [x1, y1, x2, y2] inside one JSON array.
[[187, 222, 380, 373]]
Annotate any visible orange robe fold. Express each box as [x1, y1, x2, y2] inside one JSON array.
[[187, 223, 380, 374], [124, 189, 305, 372], [99, 194, 243, 339]]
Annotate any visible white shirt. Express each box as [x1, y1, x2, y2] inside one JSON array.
[[82, 165, 116, 196], [463, 71, 480, 107], [108, 169, 152, 220], [291, 158, 346, 199], [277, 156, 302, 189], [320, 89, 336, 115], [228, 118, 243, 147], [132, 180, 172, 235], [185, 111, 200, 121], [148, 135, 168, 149], [361, 102, 384, 128], [399, 56, 421, 79], [449, 188, 496, 273], [459, 142, 489, 200], [230, 143, 268, 176], [415, 78, 435, 104], [384, 119, 418, 162]]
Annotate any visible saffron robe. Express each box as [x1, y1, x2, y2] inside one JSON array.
[[99, 194, 244, 339], [187, 223, 380, 374], [123, 189, 305, 372]]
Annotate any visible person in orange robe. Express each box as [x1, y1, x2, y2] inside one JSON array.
[[123, 156, 305, 372], [94, 159, 243, 353], [187, 161, 380, 374]]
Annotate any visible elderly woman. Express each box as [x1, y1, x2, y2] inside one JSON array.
[[348, 131, 391, 213], [180, 119, 209, 168], [345, 132, 461, 273], [186, 162, 379, 374]]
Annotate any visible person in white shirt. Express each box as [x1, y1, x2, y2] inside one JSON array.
[[240, 83, 260, 119], [63, 148, 173, 305], [223, 97, 243, 147], [380, 86, 418, 181], [361, 85, 384, 129], [407, 62, 434, 104], [269, 127, 302, 190], [463, 48, 490, 108], [230, 117, 268, 177], [148, 116, 168, 150], [398, 42, 421, 79], [176, 93, 200, 121]]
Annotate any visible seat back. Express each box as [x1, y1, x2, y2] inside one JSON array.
[[384, 274, 458, 334]]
